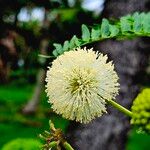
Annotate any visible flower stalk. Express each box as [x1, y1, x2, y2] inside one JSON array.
[[107, 99, 133, 117]]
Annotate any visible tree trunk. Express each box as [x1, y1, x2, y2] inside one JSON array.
[[22, 69, 45, 114], [67, 1, 150, 150], [22, 9, 50, 114]]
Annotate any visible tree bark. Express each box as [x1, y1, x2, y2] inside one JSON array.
[[67, 1, 150, 150], [22, 10, 49, 114], [22, 69, 45, 114]]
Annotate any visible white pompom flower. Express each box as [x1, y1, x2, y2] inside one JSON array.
[[45, 47, 119, 123]]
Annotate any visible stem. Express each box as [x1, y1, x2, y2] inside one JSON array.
[[63, 141, 74, 150], [107, 99, 133, 117], [38, 54, 56, 58], [48, 141, 57, 148]]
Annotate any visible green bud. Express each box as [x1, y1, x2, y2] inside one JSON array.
[[131, 88, 150, 133]]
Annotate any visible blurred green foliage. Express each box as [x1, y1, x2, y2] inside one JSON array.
[[49, 8, 79, 22], [126, 129, 150, 150], [0, 84, 70, 147], [19, 20, 41, 36], [0, 84, 33, 104], [2, 138, 42, 150], [10, 69, 38, 85]]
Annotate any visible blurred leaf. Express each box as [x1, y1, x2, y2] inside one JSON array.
[[63, 41, 69, 51], [52, 8, 78, 22], [109, 25, 119, 37], [53, 43, 63, 55], [69, 36, 76, 49], [81, 24, 90, 42], [91, 27, 101, 40], [120, 15, 132, 33], [69, 35, 81, 49], [74, 36, 81, 46], [52, 50, 59, 57], [133, 12, 142, 33], [142, 12, 150, 34], [101, 19, 110, 38]]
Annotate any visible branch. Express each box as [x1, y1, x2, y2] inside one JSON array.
[[50, 12, 150, 57]]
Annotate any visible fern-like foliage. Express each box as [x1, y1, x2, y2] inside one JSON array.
[[52, 12, 150, 57]]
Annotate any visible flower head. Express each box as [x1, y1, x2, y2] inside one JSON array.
[[131, 88, 150, 133], [46, 47, 119, 123]]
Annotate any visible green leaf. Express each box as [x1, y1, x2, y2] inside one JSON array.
[[74, 37, 81, 46], [101, 19, 110, 38], [133, 12, 142, 33], [142, 12, 150, 34], [81, 24, 90, 42], [70, 35, 81, 49], [120, 15, 132, 33], [91, 26, 101, 40], [52, 50, 59, 57], [53, 43, 63, 55], [109, 25, 119, 37], [63, 41, 69, 51], [69, 36, 76, 49]]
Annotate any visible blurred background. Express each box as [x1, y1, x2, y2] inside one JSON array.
[[0, 0, 150, 149]]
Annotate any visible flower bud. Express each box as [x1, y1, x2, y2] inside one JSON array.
[[131, 88, 150, 133]]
